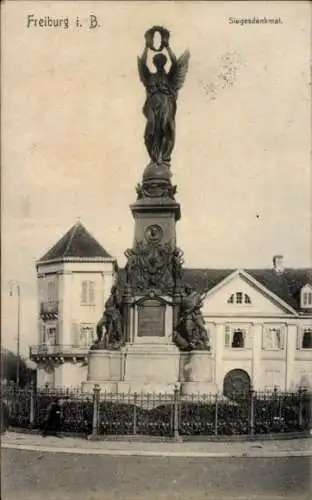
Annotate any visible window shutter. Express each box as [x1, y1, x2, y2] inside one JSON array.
[[80, 327, 87, 347], [40, 321, 46, 344], [245, 328, 252, 349], [55, 323, 59, 344], [81, 281, 87, 304], [89, 281, 95, 304], [224, 325, 231, 347], [297, 329, 302, 350], [278, 328, 284, 349], [263, 327, 272, 349], [47, 282, 52, 303]]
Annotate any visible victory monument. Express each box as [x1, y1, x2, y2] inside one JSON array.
[[84, 27, 215, 394]]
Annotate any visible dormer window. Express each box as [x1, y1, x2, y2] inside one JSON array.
[[227, 292, 251, 305], [300, 284, 312, 308], [303, 292, 312, 307]]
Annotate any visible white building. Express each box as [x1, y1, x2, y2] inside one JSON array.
[[30, 221, 116, 388], [30, 223, 312, 392]]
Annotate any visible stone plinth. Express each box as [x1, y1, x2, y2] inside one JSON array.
[[82, 350, 125, 392], [83, 343, 181, 394], [120, 342, 180, 393], [179, 351, 217, 395]]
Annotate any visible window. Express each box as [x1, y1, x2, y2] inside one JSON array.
[[302, 329, 312, 349], [263, 327, 284, 350], [236, 292, 243, 304], [45, 326, 57, 345], [47, 327, 56, 338], [224, 325, 231, 347], [244, 294, 251, 304], [232, 330, 245, 348], [47, 281, 57, 303], [81, 280, 95, 305], [303, 292, 312, 307], [225, 326, 249, 348], [301, 286, 312, 308], [227, 292, 251, 304], [80, 325, 95, 347]]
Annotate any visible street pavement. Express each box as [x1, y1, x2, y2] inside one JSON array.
[[2, 448, 312, 500], [2, 431, 312, 457]]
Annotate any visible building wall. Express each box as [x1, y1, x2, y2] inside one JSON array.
[[34, 259, 115, 388], [53, 362, 88, 389], [34, 264, 312, 391], [205, 319, 312, 392]]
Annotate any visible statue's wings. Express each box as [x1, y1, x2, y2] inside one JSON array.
[[137, 56, 151, 87], [169, 50, 190, 91]]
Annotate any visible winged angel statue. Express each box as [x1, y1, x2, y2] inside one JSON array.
[[138, 27, 190, 166]]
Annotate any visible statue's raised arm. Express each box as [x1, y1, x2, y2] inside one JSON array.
[[137, 45, 151, 88]]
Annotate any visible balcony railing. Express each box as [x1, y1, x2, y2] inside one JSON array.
[[40, 301, 59, 319], [29, 344, 90, 359]]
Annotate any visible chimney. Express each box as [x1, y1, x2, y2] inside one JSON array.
[[273, 255, 284, 273]]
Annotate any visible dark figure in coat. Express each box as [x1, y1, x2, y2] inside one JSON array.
[[42, 398, 62, 437]]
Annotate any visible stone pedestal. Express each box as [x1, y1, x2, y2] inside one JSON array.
[[119, 342, 180, 394], [179, 351, 217, 395], [84, 347, 217, 395], [82, 350, 125, 392], [84, 343, 181, 394]]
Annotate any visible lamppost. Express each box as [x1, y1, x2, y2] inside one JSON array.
[[9, 281, 21, 387]]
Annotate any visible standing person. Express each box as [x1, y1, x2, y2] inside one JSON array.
[[42, 398, 62, 437], [0, 401, 10, 434]]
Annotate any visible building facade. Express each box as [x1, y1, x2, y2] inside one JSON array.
[[30, 223, 312, 392], [30, 222, 116, 388]]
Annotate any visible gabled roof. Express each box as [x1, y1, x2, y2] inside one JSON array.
[[247, 268, 312, 311], [38, 221, 113, 264], [116, 266, 312, 312]]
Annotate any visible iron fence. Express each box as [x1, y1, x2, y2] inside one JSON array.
[[1, 383, 311, 438]]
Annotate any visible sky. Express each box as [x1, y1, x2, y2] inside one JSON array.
[[1, 1, 311, 356]]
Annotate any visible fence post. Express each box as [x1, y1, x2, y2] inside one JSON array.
[[249, 388, 255, 436], [298, 387, 306, 429], [29, 381, 35, 428], [91, 384, 100, 439], [214, 393, 218, 436], [133, 393, 137, 435], [173, 384, 180, 441]]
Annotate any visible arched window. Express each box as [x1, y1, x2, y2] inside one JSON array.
[[302, 329, 312, 349], [232, 330, 245, 348], [244, 294, 251, 304], [227, 292, 251, 305]]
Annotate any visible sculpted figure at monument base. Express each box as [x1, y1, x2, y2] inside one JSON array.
[[91, 286, 125, 351], [173, 285, 211, 351]]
